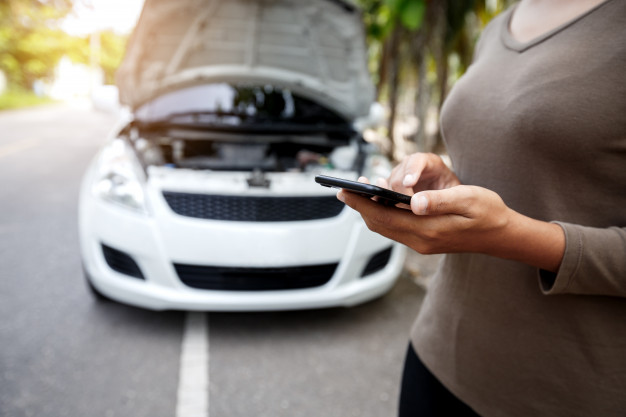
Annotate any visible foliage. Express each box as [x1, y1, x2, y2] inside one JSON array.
[[98, 31, 128, 85], [356, 0, 515, 157], [0, 88, 55, 110], [0, 0, 128, 90], [360, 0, 426, 40], [387, 0, 426, 31], [0, 0, 74, 88]]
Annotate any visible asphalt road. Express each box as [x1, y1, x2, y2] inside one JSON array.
[[0, 103, 428, 417]]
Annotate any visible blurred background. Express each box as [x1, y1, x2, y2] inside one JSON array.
[[0, 1, 513, 416], [0, 0, 514, 159]]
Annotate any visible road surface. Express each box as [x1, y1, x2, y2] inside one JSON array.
[[0, 103, 428, 417]]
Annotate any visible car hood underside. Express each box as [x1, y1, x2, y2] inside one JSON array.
[[116, 0, 374, 119]]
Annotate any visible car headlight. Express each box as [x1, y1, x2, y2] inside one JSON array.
[[92, 139, 149, 214]]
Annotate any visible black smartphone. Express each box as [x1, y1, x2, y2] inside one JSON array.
[[315, 175, 412, 207]]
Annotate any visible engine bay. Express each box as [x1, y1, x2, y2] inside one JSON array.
[[130, 130, 364, 174]]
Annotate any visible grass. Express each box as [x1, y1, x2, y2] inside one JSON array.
[[0, 90, 56, 111]]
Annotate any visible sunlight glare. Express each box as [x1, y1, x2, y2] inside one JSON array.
[[62, 0, 145, 36]]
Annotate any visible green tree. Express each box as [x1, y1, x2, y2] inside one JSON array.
[[0, 0, 129, 91], [357, 0, 514, 157], [98, 31, 128, 85], [0, 0, 75, 89], [358, 0, 426, 158]]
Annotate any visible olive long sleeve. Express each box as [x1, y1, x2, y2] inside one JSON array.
[[542, 223, 626, 297]]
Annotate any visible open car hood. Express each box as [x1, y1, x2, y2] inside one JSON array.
[[116, 0, 374, 120]]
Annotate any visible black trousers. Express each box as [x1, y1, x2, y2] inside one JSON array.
[[399, 344, 481, 417]]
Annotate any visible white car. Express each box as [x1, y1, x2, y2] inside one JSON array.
[[78, 0, 406, 311]]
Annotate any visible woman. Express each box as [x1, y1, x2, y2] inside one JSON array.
[[338, 0, 626, 415]]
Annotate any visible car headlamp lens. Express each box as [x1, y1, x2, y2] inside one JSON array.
[[93, 139, 148, 214]]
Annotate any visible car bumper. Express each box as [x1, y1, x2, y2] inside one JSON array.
[[79, 177, 406, 311]]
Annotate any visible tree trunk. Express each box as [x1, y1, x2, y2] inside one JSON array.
[[376, 39, 390, 101], [431, 0, 449, 153], [386, 23, 401, 160], [414, 52, 429, 152], [412, 0, 441, 152]]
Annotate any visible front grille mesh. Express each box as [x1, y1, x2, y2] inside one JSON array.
[[162, 191, 344, 222], [174, 263, 338, 291]]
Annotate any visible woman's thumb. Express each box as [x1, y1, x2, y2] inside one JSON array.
[[411, 188, 464, 216]]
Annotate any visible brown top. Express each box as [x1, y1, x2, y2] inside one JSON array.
[[410, 1, 626, 416]]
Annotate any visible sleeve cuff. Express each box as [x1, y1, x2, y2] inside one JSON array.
[[539, 222, 583, 295]]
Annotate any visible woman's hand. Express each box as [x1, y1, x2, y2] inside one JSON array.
[[339, 181, 514, 256], [337, 152, 565, 272], [387, 153, 460, 195]]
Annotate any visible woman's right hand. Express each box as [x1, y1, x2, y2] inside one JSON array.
[[386, 153, 460, 194]]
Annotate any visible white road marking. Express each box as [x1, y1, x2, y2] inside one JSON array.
[[176, 312, 209, 417], [0, 138, 41, 159]]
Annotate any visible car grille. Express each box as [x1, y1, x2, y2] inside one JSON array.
[[162, 191, 344, 222], [174, 263, 338, 291], [101, 244, 145, 279]]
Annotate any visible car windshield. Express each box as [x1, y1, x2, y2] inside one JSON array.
[[134, 84, 351, 132]]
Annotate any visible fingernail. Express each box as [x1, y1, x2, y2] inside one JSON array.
[[375, 177, 386, 187], [403, 174, 415, 187], [416, 195, 428, 214], [336, 190, 345, 202]]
